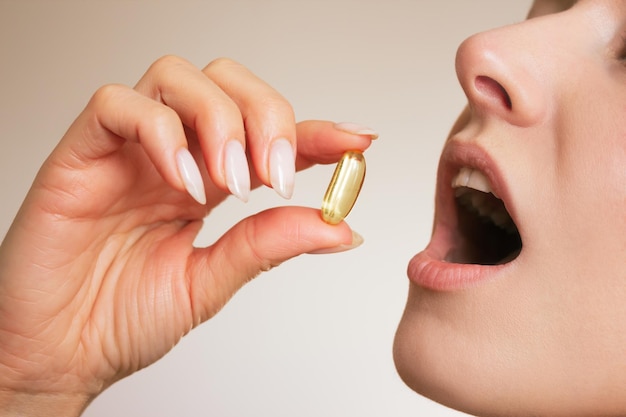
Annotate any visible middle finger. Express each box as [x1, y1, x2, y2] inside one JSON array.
[[203, 58, 297, 199], [134, 55, 251, 202]]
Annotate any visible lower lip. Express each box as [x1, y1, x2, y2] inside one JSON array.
[[407, 248, 509, 291]]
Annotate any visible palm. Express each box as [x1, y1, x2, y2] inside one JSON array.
[[0, 136, 221, 393]]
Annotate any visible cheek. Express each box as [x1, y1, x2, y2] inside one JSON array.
[[549, 110, 626, 277]]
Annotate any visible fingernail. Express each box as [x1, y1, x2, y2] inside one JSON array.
[[176, 148, 207, 205], [308, 231, 364, 255], [269, 138, 295, 199], [224, 140, 251, 202], [334, 122, 379, 139]]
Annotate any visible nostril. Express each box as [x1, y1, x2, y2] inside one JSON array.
[[475, 76, 512, 110]]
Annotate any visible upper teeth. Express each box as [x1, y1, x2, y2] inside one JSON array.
[[452, 167, 517, 233], [452, 167, 494, 195]]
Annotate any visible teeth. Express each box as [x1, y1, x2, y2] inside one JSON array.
[[453, 167, 516, 233], [452, 167, 493, 194]]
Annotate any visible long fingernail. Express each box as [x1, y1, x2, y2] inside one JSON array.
[[307, 231, 364, 255], [176, 148, 207, 205], [334, 122, 379, 139], [224, 140, 251, 202], [269, 138, 295, 199]]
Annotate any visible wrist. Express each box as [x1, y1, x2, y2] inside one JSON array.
[[0, 390, 91, 417]]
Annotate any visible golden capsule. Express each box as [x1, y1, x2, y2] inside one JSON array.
[[321, 151, 366, 225]]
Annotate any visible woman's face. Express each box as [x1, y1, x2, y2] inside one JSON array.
[[394, 1, 626, 416]]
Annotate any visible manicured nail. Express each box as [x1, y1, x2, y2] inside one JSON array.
[[269, 138, 295, 199], [334, 122, 379, 139], [307, 231, 364, 255], [176, 148, 206, 205], [224, 140, 251, 202]]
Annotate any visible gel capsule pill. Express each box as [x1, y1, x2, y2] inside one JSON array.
[[321, 151, 366, 225]]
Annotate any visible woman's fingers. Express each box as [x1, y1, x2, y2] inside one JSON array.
[[203, 58, 298, 199], [294, 120, 378, 168], [59, 56, 378, 207], [245, 120, 378, 190], [55, 83, 205, 204], [134, 55, 250, 202], [186, 206, 360, 323], [132, 56, 301, 202]]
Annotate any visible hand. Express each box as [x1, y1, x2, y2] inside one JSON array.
[[0, 56, 375, 416]]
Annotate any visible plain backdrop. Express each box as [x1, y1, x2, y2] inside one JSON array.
[[1, 1, 531, 416]]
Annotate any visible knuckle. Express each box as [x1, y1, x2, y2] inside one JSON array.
[[89, 83, 126, 109], [204, 57, 243, 73], [260, 95, 295, 121], [149, 54, 190, 73], [142, 55, 194, 94], [141, 104, 179, 133]]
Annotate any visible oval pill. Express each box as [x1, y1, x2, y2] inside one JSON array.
[[321, 151, 366, 225]]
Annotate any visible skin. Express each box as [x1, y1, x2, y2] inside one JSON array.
[[0, 56, 374, 416], [394, 1, 626, 416], [2, 1, 624, 416]]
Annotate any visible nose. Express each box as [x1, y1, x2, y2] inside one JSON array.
[[455, 24, 549, 127]]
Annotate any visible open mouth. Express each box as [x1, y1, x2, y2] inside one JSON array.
[[446, 167, 522, 265]]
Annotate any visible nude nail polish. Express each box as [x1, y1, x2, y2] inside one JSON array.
[[334, 122, 379, 139], [269, 138, 295, 199], [307, 231, 365, 255], [176, 148, 207, 205], [224, 140, 251, 202]]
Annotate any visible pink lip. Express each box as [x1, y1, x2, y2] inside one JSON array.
[[407, 140, 519, 291]]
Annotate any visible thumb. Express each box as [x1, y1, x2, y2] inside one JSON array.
[[186, 206, 361, 322]]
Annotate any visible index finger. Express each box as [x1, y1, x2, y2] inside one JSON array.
[[294, 120, 378, 170]]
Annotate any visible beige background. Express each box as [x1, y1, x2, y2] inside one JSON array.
[[1, 1, 530, 416]]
